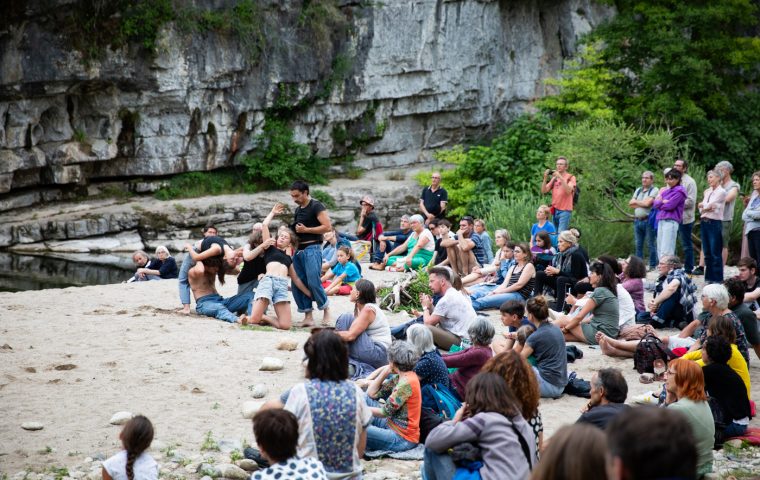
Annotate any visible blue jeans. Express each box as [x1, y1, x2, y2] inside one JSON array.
[[700, 219, 723, 283], [634, 219, 658, 267], [652, 290, 686, 328], [532, 366, 565, 398], [195, 291, 254, 323], [471, 291, 524, 311], [724, 422, 748, 438], [679, 221, 695, 273], [292, 245, 329, 313], [553, 209, 572, 233], [336, 313, 388, 370], [178, 252, 195, 306], [421, 449, 457, 480], [366, 425, 417, 452], [657, 219, 679, 260]]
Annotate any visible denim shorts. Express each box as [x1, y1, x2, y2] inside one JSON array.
[[253, 275, 290, 304]]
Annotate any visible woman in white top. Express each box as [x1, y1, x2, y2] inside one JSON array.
[[336, 279, 392, 378], [102, 416, 158, 480], [698, 169, 727, 284], [380, 214, 435, 271]]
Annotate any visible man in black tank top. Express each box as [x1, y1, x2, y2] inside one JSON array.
[[290, 181, 332, 326]]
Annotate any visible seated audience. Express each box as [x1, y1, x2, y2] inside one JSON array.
[[407, 324, 451, 389], [664, 358, 715, 477], [725, 277, 760, 361], [620, 255, 646, 313], [606, 406, 698, 480], [470, 242, 535, 311], [321, 246, 361, 295], [365, 341, 422, 452], [376, 215, 434, 271], [376, 215, 412, 262], [356, 195, 384, 264], [688, 284, 750, 363], [127, 250, 162, 283], [429, 219, 454, 266], [530, 205, 557, 248], [102, 415, 157, 480], [442, 318, 495, 400], [737, 256, 760, 311], [423, 373, 538, 480], [533, 231, 587, 311], [522, 296, 568, 398], [530, 231, 556, 272], [335, 279, 391, 377], [597, 255, 636, 328], [483, 351, 544, 454], [461, 232, 513, 288], [529, 423, 608, 480], [250, 409, 327, 480], [320, 228, 342, 272], [554, 262, 620, 345], [474, 219, 495, 264], [252, 330, 370, 478], [646, 255, 696, 328], [576, 368, 630, 429], [492, 299, 533, 354], [134, 246, 179, 280], [440, 216, 488, 277], [421, 267, 477, 350], [701, 336, 752, 438]]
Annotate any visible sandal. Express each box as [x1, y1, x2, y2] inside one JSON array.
[[639, 373, 655, 384]]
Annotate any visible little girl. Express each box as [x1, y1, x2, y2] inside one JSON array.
[[102, 416, 157, 480], [321, 246, 361, 295], [531, 231, 556, 272]]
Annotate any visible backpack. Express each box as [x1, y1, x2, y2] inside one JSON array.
[[633, 333, 676, 374], [421, 383, 462, 419], [572, 182, 580, 206]]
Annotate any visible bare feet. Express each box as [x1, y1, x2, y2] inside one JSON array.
[[301, 312, 314, 328], [178, 305, 191, 315], [369, 263, 386, 271], [321, 308, 331, 327], [238, 314, 249, 326]]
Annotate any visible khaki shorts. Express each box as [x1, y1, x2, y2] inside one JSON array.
[[722, 220, 733, 245]]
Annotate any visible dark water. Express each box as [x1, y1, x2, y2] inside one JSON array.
[[0, 252, 135, 292]]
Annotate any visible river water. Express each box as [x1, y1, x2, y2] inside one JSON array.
[[0, 252, 137, 292]]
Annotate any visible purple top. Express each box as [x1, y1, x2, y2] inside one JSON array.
[[654, 185, 687, 222], [443, 345, 493, 400], [622, 278, 645, 312]]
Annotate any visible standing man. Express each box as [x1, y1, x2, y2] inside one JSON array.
[[673, 159, 697, 274], [290, 180, 332, 327], [717, 161, 740, 265], [420, 172, 448, 225], [541, 156, 577, 233], [439, 216, 487, 277], [629, 171, 659, 269]]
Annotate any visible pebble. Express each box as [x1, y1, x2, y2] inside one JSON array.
[[217, 464, 249, 480], [201, 476, 213, 480], [217, 439, 242, 454], [109, 411, 134, 425], [236, 459, 258, 472], [21, 421, 44, 431], [242, 401, 264, 419], [69, 471, 86, 479], [249, 384, 267, 399], [197, 464, 220, 477], [84, 458, 93, 463], [184, 464, 198, 474], [275, 339, 298, 351], [259, 357, 284, 371]]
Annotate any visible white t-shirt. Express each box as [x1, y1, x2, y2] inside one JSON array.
[[102, 451, 158, 480], [617, 284, 636, 327], [432, 288, 476, 339], [364, 303, 392, 348], [416, 229, 436, 252], [251, 457, 327, 480]]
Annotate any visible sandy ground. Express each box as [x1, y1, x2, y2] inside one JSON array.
[[1, 267, 759, 477]]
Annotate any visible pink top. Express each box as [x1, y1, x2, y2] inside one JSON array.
[[443, 345, 493, 400], [700, 186, 727, 221], [550, 173, 577, 211]]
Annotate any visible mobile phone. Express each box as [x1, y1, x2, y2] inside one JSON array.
[[565, 284, 573, 296]]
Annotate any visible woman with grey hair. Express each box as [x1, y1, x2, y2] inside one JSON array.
[[442, 317, 495, 400], [533, 230, 588, 311], [697, 169, 727, 283], [129, 246, 178, 281], [407, 324, 451, 389], [376, 214, 435, 271], [689, 283, 750, 363], [365, 341, 422, 452]]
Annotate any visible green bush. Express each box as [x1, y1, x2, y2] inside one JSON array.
[[154, 170, 257, 200], [241, 119, 328, 189], [311, 189, 336, 209]]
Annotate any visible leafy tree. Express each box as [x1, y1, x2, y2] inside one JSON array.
[[536, 41, 620, 122], [593, 0, 760, 127]]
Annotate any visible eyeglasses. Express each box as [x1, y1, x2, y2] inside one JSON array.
[[665, 369, 676, 376], [431, 176, 441, 179]]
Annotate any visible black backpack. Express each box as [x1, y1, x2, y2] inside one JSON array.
[[573, 183, 580, 206], [633, 333, 676, 374]]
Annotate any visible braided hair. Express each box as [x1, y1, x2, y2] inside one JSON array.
[[120, 415, 154, 480]]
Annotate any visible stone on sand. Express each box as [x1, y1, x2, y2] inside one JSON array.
[[21, 422, 44, 431], [241, 401, 264, 419], [275, 339, 298, 351], [259, 357, 283, 371], [109, 411, 134, 425]]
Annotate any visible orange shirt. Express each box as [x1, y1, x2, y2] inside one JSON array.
[[551, 172, 576, 211]]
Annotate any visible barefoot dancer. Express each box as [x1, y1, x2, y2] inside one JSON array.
[[290, 181, 332, 327], [188, 257, 252, 324], [248, 204, 312, 330]]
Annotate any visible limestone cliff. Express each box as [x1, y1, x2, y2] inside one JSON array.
[[0, 0, 613, 214]]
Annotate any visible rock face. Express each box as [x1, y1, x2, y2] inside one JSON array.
[[0, 0, 614, 211]]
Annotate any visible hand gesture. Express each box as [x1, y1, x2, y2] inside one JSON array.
[[420, 293, 433, 310], [262, 238, 277, 249], [295, 223, 307, 233], [272, 203, 286, 215]]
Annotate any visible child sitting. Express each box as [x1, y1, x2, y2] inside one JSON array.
[[251, 409, 327, 480], [531, 231, 556, 272], [321, 246, 361, 295], [516, 324, 537, 365], [102, 416, 158, 480]]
